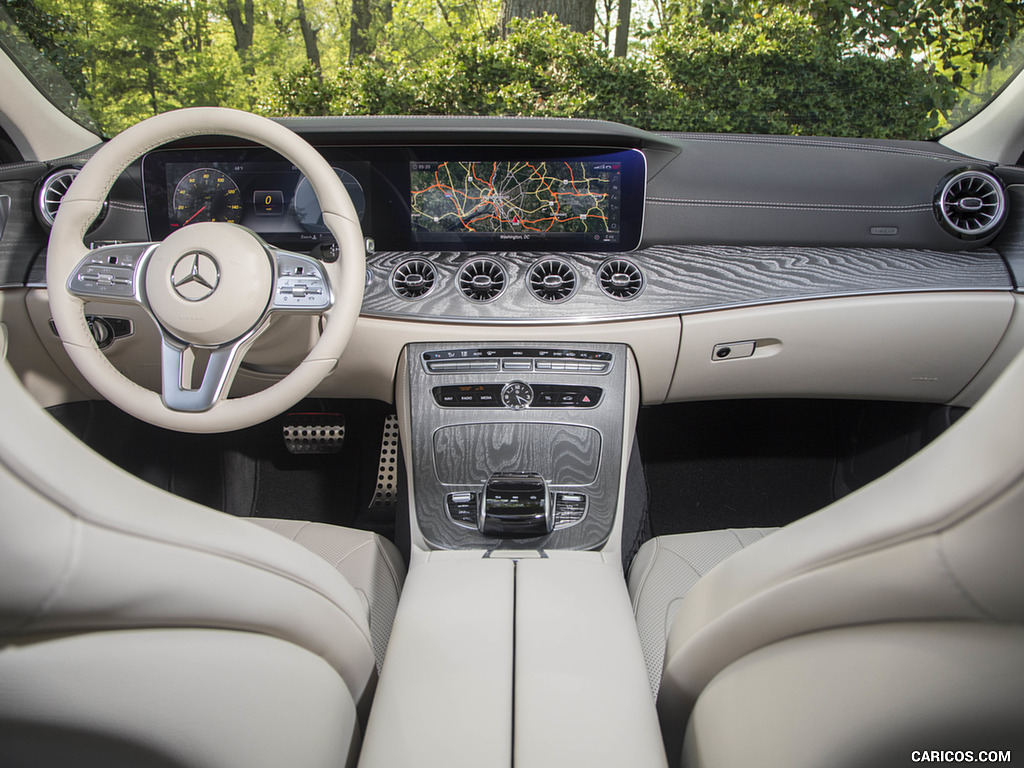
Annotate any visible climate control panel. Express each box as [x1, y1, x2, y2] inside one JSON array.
[[422, 347, 612, 374]]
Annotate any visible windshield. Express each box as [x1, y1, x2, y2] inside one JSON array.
[[1, 0, 1022, 140]]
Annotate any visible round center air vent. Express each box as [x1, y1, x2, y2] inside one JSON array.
[[935, 170, 1006, 240], [37, 168, 79, 228], [458, 259, 506, 302], [528, 259, 578, 303], [597, 259, 644, 300], [389, 259, 436, 299]]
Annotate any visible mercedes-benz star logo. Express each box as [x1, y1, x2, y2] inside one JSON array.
[[170, 251, 220, 301]]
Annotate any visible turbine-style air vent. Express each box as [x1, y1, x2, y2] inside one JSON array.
[[597, 259, 644, 300], [528, 259, 578, 303], [458, 259, 506, 302], [935, 170, 1006, 240], [37, 168, 79, 227], [389, 259, 436, 299]]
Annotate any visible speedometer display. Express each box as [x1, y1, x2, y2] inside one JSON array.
[[171, 168, 243, 228]]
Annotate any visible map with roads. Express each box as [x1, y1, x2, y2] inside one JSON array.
[[410, 160, 621, 236]]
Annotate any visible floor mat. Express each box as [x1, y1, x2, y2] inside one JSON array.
[[48, 399, 398, 538], [637, 400, 839, 536]]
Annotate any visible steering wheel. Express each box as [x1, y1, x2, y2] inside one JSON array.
[[47, 108, 365, 433]]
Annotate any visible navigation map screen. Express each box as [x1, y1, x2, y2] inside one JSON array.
[[408, 150, 645, 251]]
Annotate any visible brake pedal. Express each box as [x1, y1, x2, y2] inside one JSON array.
[[282, 412, 345, 454]]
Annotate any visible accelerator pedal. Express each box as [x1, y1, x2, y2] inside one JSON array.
[[282, 412, 346, 455], [369, 415, 400, 513]]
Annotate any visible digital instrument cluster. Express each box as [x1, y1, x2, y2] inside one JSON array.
[[144, 151, 370, 247]]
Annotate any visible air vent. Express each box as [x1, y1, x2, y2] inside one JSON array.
[[458, 259, 506, 302], [935, 170, 1006, 240], [37, 168, 79, 227], [389, 259, 436, 299], [597, 259, 644, 300], [528, 259, 578, 303]]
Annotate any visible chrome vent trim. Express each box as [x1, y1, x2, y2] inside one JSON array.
[[38, 168, 79, 228], [389, 259, 437, 299], [597, 258, 644, 300], [458, 258, 506, 302], [528, 259, 578, 303], [935, 170, 1006, 240]]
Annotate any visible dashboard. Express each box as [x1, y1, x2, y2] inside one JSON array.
[[3, 115, 1024, 412]]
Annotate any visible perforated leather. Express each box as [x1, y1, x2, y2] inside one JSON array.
[[247, 519, 405, 670], [627, 529, 776, 697]]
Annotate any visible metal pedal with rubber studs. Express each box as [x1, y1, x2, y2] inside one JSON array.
[[282, 413, 346, 454]]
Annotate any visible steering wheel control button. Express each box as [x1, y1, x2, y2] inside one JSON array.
[[170, 251, 220, 301], [69, 244, 150, 300], [273, 252, 332, 311]]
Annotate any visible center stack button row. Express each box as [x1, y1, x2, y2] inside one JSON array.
[[425, 359, 609, 373], [425, 360, 500, 373]]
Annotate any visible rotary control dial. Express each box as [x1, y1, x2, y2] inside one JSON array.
[[501, 381, 533, 409]]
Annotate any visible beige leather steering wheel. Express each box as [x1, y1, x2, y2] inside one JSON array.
[[47, 108, 365, 433]]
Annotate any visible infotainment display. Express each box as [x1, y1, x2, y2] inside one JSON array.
[[410, 158, 631, 248], [142, 145, 645, 252]]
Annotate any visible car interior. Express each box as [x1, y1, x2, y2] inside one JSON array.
[[2, 23, 1024, 768]]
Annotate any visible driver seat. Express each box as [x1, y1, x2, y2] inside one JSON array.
[[0, 325, 405, 768]]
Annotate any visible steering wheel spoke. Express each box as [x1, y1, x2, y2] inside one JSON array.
[[160, 334, 251, 412], [271, 249, 333, 313], [67, 242, 156, 304]]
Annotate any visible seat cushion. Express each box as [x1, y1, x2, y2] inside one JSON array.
[[247, 519, 405, 670], [627, 529, 776, 697]]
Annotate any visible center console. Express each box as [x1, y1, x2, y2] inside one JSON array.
[[362, 341, 663, 768], [400, 341, 633, 551]]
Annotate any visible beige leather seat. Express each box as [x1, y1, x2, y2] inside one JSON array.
[[0, 326, 404, 768], [628, 348, 1024, 768]]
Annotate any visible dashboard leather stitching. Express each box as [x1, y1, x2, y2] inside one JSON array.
[[648, 198, 933, 212]]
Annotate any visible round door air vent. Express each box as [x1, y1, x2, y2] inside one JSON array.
[[389, 259, 437, 299], [37, 168, 79, 228], [935, 170, 1006, 240], [458, 259, 506, 302], [528, 259, 578, 303], [597, 258, 644, 300]]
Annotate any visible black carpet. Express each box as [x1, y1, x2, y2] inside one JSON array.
[[637, 399, 841, 536], [48, 399, 397, 537]]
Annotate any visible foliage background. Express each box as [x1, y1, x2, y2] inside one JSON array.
[[1, 0, 1022, 139]]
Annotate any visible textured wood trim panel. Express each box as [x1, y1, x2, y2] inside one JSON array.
[[361, 246, 1011, 324]]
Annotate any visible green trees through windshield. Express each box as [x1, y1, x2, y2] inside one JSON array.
[[2, 0, 1022, 138]]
